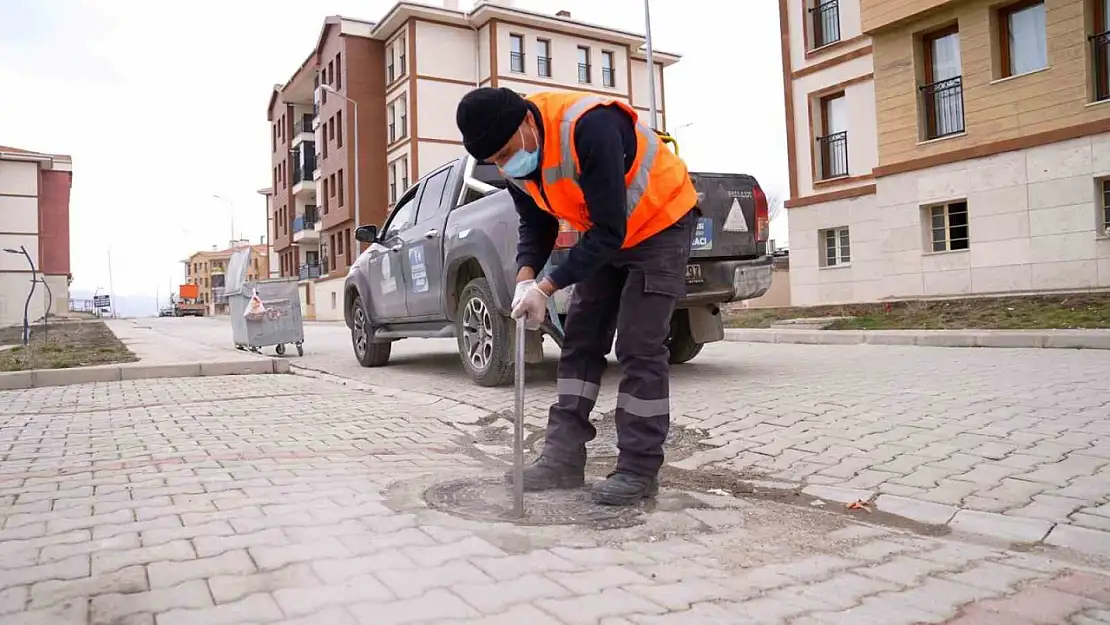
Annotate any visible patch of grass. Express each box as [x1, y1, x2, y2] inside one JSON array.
[[725, 293, 1110, 331], [0, 321, 137, 372]]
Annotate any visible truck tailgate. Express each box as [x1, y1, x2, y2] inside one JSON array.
[[688, 172, 766, 260]]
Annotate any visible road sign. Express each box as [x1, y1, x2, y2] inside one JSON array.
[[93, 295, 111, 308]]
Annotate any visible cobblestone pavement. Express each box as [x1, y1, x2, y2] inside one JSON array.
[[4, 373, 1110, 624], [123, 318, 1110, 545]]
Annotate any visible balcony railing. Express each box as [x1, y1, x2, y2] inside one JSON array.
[[810, 0, 841, 49], [817, 131, 849, 180], [578, 63, 591, 83], [293, 209, 317, 233], [399, 55, 406, 76], [920, 76, 965, 140], [387, 64, 395, 83], [388, 123, 396, 143], [602, 67, 615, 87], [389, 182, 397, 204], [510, 51, 525, 73], [538, 56, 551, 77], [398, 115, 407, 138], [1092, 31, 1110, 102], [293, 114, 314, 135], [299, 263, 322, 281]]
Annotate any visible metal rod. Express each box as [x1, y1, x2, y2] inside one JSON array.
[[512, 317, 526, 518], [644, 0, 659, 130]]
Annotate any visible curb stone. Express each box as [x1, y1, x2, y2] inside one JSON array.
[[724, 328, 1110, 350], [0, 358, 291, 391]]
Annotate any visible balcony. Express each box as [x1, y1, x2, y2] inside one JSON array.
[[292, 147, 317, 196], [809, 0, 841, 49], [817, 131, 848, 180], [292, 114, 314, 145], [920, 76, 965, 140], [861, 0, 955, 33], [538, 56, 551, 78], [292, 208, 319, 243], [510, 51, 525, 73], [602, 67, 615, 88], [1093, 31, 1110, 102], [578, 63, 591, 84], [298, 263, 322, 281]]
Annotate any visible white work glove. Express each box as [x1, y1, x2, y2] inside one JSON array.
[[511, 279, 548, 331]]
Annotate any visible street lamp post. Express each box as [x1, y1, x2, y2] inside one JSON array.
[[3, 246, 36, 345], [643, 0, 659, 130], [321, 85, 361, 245]]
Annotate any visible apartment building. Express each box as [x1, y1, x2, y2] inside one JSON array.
[[266, 0, 676, 321], [183, 243, 270, 316], [257, 187, 281, 280], [781, 0, 1110, 305], [0, 145, 72, 327]]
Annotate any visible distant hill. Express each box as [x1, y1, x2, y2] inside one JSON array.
[[69, 290, 161, 319]]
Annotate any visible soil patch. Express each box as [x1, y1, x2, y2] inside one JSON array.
[[0, 320, 136, 372], [724, 293, 1110, 330]]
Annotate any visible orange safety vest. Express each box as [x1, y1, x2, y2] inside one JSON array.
[[506, 92, 697, 249]]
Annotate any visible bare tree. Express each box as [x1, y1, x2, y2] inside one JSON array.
[[766, 192, 785, 223]]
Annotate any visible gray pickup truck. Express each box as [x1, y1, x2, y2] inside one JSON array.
[[345, 154, 773, 386]]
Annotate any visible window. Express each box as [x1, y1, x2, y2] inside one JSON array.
[[415, 169, 451, 224], [810, 0, 841, 49], [331, 292, 337, 310], [328, 117, 335, 141], [387, 47, 395, 83], [397, 97, 408, 138], [999, 1, 1047, 77], [820, 227, 851, 267], [389, 161, 398, 204], [336, 110, 343, 148], [602, 51, 615, 87], [1100, 179, 1110, 233], [398, 36, 407, 76], [388, 103, 397, 143], [578, 46, 591, 83], [537, 39, 552, 77], [1093, 0, 1110, 101], [401, 157, 409, 190], [921, 26, 965, 140], [927, 200, 970, 252], [337, 230, 344, 256], [338, 169, 345, 207], [328, 60, 335, 86], [321, 178, 328, 213], [817, 92, 848, 179], [510, 34, 525, 73], [383, 189, 418, 240], [329, 174, 336, 197], [335, 54, 342, 90]]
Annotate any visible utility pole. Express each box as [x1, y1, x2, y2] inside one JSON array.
[[107, 250, 117, 319], [643, 0, 659, 130]]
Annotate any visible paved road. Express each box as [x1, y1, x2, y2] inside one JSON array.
[[121, 317, 1110, 541], [4, 369, 1110, 624]]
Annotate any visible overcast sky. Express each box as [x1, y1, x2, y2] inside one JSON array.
[[0, 0, 788, 298]]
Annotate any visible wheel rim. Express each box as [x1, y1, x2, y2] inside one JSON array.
[[460, 296, 494, 371], [353, 305, 368, 358]]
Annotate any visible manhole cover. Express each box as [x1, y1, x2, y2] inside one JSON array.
[[423, 476, 645, 529]]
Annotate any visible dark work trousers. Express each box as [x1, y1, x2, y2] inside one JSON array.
[[543, 206, 698, 477]]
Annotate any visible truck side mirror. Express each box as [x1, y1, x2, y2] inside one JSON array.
[[354, 225, 378, 243]]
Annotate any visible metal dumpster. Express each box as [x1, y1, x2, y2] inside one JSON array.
[[225, 248, 305, 356]]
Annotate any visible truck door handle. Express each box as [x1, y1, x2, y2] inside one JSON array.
[[423, 229, 439, 239], [389, 243, 403, 252]]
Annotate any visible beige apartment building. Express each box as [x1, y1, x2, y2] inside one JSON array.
[[183, 243, 270, 316], [781, 0, 1110, 305], [266, 0, 675, 321]]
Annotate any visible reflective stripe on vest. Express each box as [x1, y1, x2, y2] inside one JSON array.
[[506, 95, 661, 218]]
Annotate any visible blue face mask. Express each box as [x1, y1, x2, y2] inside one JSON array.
[[501, 127, 539, 178]]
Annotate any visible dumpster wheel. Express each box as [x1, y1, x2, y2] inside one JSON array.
[[296, 342, 304, 357], [275, 343, 286, 356]]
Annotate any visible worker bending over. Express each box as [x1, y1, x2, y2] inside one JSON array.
[[455, 87, 698, 506]]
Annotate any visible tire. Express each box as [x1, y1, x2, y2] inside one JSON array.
[[667, 309, 705, 365], [456, 277, 513, 387], [275, 343, 286, 356], [351, 297, 391, 367]]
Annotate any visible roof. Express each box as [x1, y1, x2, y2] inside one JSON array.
[[0, 145, 73, 170], [268, 1, 681, 113]]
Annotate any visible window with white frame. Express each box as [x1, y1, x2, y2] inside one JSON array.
[[397, 96, 407, 138], [397, 36, 407, 76], [926, 200, 970, 252], [389, 161, 397, 204], [387, 103, 397, 143], [601, 51, 615, 87], [1099, 178, 1110, 234], [400, 157, 409, 190], [820, 227, 851, 267], [536, 39, 552, 77], [510, 34, 525, 73]]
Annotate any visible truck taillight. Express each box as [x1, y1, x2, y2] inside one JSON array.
[[753, 184, 770, 243], [554, 219, 579, 249]]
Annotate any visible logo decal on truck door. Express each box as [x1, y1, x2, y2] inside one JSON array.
[[691, 217, 713, 251], [381, 254, 397, 295], [409, 245, 429, 293]]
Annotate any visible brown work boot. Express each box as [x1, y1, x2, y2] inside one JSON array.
[[505, 455, 585, 492], [592, 470, 659, 506]]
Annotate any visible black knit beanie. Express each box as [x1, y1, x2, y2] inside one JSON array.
[[456, 87, 528, 161]]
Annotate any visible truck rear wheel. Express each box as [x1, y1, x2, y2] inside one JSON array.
[[457, 278, 513, 387], [668, 309, 705, 364], [351, 298, 391, 367]]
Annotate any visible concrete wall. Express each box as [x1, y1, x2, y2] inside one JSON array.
[[314, 275, 346, 321], [788, 133, 1110, 305]]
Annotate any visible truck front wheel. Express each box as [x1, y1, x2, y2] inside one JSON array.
[[457, 278, 513, 387], [667, 309, 705, 364], [351, 298, 391, 367]]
